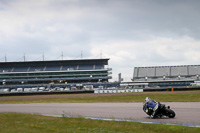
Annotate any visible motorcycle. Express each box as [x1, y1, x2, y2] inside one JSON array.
[[143, 102, 176, 118]]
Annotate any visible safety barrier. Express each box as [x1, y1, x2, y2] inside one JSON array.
[[94, 89, 143, 94]]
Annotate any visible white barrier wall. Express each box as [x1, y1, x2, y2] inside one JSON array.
[[94, 89, 143, 94]]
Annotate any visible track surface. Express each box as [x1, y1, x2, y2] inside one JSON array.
[[0, 102, 200, 126]]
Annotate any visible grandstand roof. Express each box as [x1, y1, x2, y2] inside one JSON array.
[[0, 58, 109, 67]]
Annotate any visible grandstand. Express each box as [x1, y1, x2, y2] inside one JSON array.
[[0, 59, 117, 92], [132, 65, 200, 87], [0, 59, 112, 85]]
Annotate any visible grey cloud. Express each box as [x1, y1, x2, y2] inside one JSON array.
[[56, 0, 200, 41], [1, 0, 200, 81]]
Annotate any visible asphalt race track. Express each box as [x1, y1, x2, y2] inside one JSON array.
[[0, 102, 200, 127]]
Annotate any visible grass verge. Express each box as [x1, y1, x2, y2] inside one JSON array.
[[0, 113, 199, 133], [0, 92, 200, 103]]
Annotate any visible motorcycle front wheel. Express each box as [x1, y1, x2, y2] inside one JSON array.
[[165, 108, 176, 118]]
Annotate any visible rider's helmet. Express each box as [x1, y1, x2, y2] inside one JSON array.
[[145, 97, 150, 103]]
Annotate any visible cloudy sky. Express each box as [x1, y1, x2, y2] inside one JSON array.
[[0, 0, 200, 81]]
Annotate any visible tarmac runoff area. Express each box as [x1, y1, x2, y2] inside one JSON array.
[[0, 102, 200, 127]]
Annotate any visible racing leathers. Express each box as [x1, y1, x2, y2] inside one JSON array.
[[143, 100, 159, 118]]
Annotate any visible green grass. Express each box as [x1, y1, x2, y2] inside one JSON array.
[[0, 113, 199, 133], [1, 92, 200, 103]]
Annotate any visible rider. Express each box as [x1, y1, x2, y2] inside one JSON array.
[[143, 97, 159, 119]]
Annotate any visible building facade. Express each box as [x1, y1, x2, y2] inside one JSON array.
[[132, 65, 200, 87]]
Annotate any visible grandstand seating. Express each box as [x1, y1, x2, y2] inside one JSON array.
[[133, 65, 200, 82], [0, 67, 13, 72], [95, 65, 104, 69], [79, 65, 93, 70], [0, 64, 105, 73], [13, 67, 28, 72], [62, 65, 78, 70], [29, 66, 45, 71], [45, 66, 61, 71]]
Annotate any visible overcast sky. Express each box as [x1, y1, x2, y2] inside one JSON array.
[[0, 0, 200, 81]]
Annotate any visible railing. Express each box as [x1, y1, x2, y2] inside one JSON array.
[[0, 67, 112, 73]]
